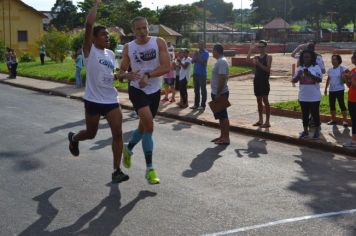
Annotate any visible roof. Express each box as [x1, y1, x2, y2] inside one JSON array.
[[159, 24, 182, 36], [263, 18, 290, 29], [190, 22, 234, 32], [17, 0, 47, 18], [149, 24, 182, 37]]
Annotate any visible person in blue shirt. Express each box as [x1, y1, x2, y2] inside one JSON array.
[[75, 49, 84, 88], [191, 40, 209, 110]]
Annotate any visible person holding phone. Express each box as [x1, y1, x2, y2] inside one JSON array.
[[247, 40, 273, 128], [292, 50, 323, 139]]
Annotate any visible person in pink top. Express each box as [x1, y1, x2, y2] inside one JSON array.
[[161, 55, 177, 102]]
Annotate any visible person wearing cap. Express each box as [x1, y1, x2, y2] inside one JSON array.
[[191, 41, 209, 111], [247, 40, 273, 128]]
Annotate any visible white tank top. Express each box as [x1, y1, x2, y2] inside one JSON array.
[[83, 45, 119, 104], [128, 37, 161, 94]]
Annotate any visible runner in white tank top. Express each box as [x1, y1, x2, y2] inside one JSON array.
[[119, 16, 170, 185], [67, 0, 129, 184], [128, 36, 161, 95]]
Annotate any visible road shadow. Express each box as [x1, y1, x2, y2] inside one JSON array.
[[289, 147, 356, 234], [19, 184, 157, 236], [45, 120, 110, 134], [235, 137, 268, 158], [0, 139, 63, 172], [182, 145, 227, 178], [328, 125, 351, 145], [90, 131, 131, 151]]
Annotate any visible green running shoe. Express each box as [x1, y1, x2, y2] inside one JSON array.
[[145, 169, 160, 185], [123, 143, 133, 169]]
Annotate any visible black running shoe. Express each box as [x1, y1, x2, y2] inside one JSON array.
[[68, 132, 79, 156], [112, 169, 129, 183]]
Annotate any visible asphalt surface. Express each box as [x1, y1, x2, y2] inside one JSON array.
[[1, 83, 356, 236]]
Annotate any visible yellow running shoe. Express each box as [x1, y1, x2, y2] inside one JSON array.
[[123, 143, 132, 169], [145, 169, 160, 184]]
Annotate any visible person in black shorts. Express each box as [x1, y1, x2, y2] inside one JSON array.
[[118, 16, 170, 185], [67, 0, 128, 183], [247, 40, 273, 128]]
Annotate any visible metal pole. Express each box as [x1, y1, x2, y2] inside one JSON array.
[[203, 0, 206, 45], [240, 0, 243, 32], [284, 0, 287, 54]]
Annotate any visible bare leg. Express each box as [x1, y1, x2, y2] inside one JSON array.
[[73, 113, 100, 141], [106, 107, 123, 170]]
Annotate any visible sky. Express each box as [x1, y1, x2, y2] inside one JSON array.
[[22, 0, 252, 11]]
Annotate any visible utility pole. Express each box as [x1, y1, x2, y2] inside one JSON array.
[[203, 0, 206, 46]]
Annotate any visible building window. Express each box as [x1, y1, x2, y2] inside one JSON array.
[[18, 31, 28, 42]]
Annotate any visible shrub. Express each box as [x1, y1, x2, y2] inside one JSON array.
[[19, 52, 35, 62], [40, 28, 70, 63], [109, 33, 119, 51], [70, 31, 85, 53], [181, 38, 191, 49]]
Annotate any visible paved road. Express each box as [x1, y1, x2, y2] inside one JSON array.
[[1, 84, 356, 236]]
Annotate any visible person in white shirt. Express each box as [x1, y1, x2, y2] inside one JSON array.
[[119, 16, 170, 185], [177, 49, 192, 108], [324, 54, 349, 127], [67, 0, 128, 183], [292, 50, 323, 139]]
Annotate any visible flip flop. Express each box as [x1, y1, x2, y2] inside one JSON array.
[[253, 122, 262, 126], [211, 137, 221, 142], [214, 140, 230, 145], [260, 124, 271, 128]]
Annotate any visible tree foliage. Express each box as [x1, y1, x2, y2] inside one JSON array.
[[40, 28, 70, 63], [158, 5, 198, 32], [251, 0, 356, 32], [51, 0, 80, 30]]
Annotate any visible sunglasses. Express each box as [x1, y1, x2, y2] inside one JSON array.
[[257, 45, 266, 48]]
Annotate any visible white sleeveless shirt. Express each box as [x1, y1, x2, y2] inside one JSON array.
[[83, 45, 119, 104], [128, 37, 161, 94]]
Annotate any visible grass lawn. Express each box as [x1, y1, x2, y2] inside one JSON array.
[[272, 93, 348, 116], [0, 58, 251, 90]]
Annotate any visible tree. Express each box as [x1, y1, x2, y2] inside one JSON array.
[[51, 0, 80, 30], [250, 0, 292, 25], [158, 5, 199, 32], [40, 28, 70, 62], [77, 0, 157, 33], [193, 0, 233, 23]]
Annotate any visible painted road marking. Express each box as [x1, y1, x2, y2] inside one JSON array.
[[204, 208, 356, 236]]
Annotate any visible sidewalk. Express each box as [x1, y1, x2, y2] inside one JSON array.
[[1, 73, 355, 156]]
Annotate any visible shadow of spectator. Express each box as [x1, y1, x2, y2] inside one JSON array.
[[235, 138, 268, 158], [182, 145, 227, 178], [45, 120, 110, 134], [90, 131, 131, 151], [289, 147, 356, 234], [329, 125, 351, 145]]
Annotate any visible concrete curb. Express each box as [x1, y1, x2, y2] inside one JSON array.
[[1, 78, 355, 157]]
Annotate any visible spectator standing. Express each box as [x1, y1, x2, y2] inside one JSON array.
[[178, 49, 192, 108], [343, 54, 356, 147], [210, 44, 230, 145], [292, 50, 323, 139], [191, 40, 209, 111], [247, 40, 273, 128], [75, 49, 84, 88], [9, 49, 18, 79], [39, 44, 46, 65], [324, 54, 349, 127]]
